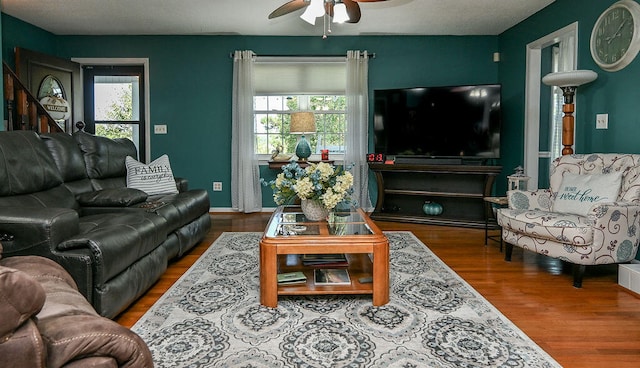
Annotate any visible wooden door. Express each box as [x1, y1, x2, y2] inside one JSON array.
[[15, 47, 82, 132]]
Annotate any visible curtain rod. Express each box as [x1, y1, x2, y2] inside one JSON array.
[[229, 52, 375, 59]]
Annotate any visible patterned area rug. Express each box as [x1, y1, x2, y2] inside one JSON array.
[[132, 231, 560, 367]]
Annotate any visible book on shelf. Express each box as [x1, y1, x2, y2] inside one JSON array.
[[277, 271, 307, 285], [314, 268, 351, 285], [302, 253, 348, 267]]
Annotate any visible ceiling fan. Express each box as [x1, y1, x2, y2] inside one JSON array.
[[269, 0, 388, 27]]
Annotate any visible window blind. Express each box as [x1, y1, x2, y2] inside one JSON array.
[[254, 57, 346, 95]]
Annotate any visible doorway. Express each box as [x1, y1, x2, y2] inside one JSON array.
[[73, 57, 150, 162], [523, 22, 578, 189]]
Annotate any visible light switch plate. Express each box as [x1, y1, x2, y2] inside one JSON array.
[[154, 124, 168, 134]]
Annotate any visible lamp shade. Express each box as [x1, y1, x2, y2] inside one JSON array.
[[300, 0, 325, 25], [290, 112, 316, 134], [542, 70, 598, 87], [333, 2, 350, 23]]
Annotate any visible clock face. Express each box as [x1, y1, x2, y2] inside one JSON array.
[[591, 0, 640, 71], [366, 153, 385, 163]]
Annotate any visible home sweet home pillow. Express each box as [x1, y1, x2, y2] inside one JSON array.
[[553, 172, 623, 216], [125, 155, 179, 195]]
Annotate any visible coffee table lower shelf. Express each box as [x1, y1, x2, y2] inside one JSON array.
[[261, 246, 389, 308], [277, 253, 374, 296]]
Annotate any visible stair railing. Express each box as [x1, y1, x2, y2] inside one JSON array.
[[3, 61, 64, 133]]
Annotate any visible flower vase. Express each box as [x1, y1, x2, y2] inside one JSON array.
[[301, 199, 329, 221]]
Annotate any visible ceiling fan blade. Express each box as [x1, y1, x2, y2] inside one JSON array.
[[268, 0, 308, 19], [343, 0, 362, 23]]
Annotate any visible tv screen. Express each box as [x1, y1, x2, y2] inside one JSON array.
[[373, 84, 501, 159]]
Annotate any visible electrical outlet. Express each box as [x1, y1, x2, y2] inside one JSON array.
[[213, 182, 222, 191], [596, 114, 608, 129], [154, 124, 168, 134]]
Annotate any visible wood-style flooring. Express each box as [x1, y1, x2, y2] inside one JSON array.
[[116, 213, 640, 368]]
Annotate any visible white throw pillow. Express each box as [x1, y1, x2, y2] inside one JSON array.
[[125, 155, 179, 195], [553, 172, 623, 216]]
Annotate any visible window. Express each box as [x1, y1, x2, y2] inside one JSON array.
[[252, 57, 347, 160], [254, 95, 346, 157], [83, 65, 146, 160]]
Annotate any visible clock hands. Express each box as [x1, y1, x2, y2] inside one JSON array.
[[606, 19, 628, 44]]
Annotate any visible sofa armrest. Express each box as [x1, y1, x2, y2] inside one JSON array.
[[0, 207, 79, 257], [0, 265, 46, 339], [76, 188, 148, 207], [588, 202, 640, 263], [507, 188, 554, 211], [0, 208, 95, 300]]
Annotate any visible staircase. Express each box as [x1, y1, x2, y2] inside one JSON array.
[[3, 61, 64, 133]]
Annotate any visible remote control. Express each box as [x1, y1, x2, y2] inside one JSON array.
[[358, 276, 373, 284]]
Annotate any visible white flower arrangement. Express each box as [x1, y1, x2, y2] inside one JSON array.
[[262, 161, 354, 210]]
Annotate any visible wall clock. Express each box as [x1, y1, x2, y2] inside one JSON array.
[[590, 0, 640, 72]]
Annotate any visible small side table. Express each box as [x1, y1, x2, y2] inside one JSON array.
[[483, 196, 508, 251]]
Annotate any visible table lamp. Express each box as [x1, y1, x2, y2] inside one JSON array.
[[290, 112, 316, 161]]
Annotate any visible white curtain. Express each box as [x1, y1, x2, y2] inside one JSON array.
[[231, 50, 262, 213], [345, 50, 372, 211]]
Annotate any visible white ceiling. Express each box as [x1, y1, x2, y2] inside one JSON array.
[[1, 0, 554, 37]]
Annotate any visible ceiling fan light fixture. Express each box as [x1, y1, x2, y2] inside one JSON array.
[[300, 0, 325, 25], [333, 2, 350, 23]]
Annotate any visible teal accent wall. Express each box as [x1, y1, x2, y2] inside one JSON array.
[[1, 14, 499, 208], [2, 14, 56, 70]]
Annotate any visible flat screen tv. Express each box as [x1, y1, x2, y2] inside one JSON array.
[[373, 84, 501, 160]]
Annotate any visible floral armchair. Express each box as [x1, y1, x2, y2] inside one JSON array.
[[497, 154, 640, 287]]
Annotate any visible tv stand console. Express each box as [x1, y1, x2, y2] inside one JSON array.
[[368, 163, 502, 228]]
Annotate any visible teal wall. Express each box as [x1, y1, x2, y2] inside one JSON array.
[[1, 14, 499, 207], [498, 0, 640, 184]]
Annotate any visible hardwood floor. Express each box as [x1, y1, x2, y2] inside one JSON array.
[[116, 212, 640, 367]]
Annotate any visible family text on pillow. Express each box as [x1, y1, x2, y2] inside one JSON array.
[[125, 154, 179, 195]]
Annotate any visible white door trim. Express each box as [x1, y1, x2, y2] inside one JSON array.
[[523, 22, 578, 189]]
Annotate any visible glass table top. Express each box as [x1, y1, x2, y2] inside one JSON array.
[[265, 205, 374, 237]]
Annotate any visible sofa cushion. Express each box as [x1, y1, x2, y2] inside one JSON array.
[[73, 131, 138, 180], [553, 172, 622, 216], [41, 133, 88, 182], [0, 264, 46, 339], [126, 155, 179, 195], [77, 188, 148, 207], [0, 131, 63, 196], [41, 132, 95, 196], [497, 208, 594, 245]]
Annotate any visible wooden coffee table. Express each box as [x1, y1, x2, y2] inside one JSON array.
[[260, 205, 389, 307]]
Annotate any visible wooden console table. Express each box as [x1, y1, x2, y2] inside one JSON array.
[[268, 160, 335, 170], [368, 163, 502, 228]]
